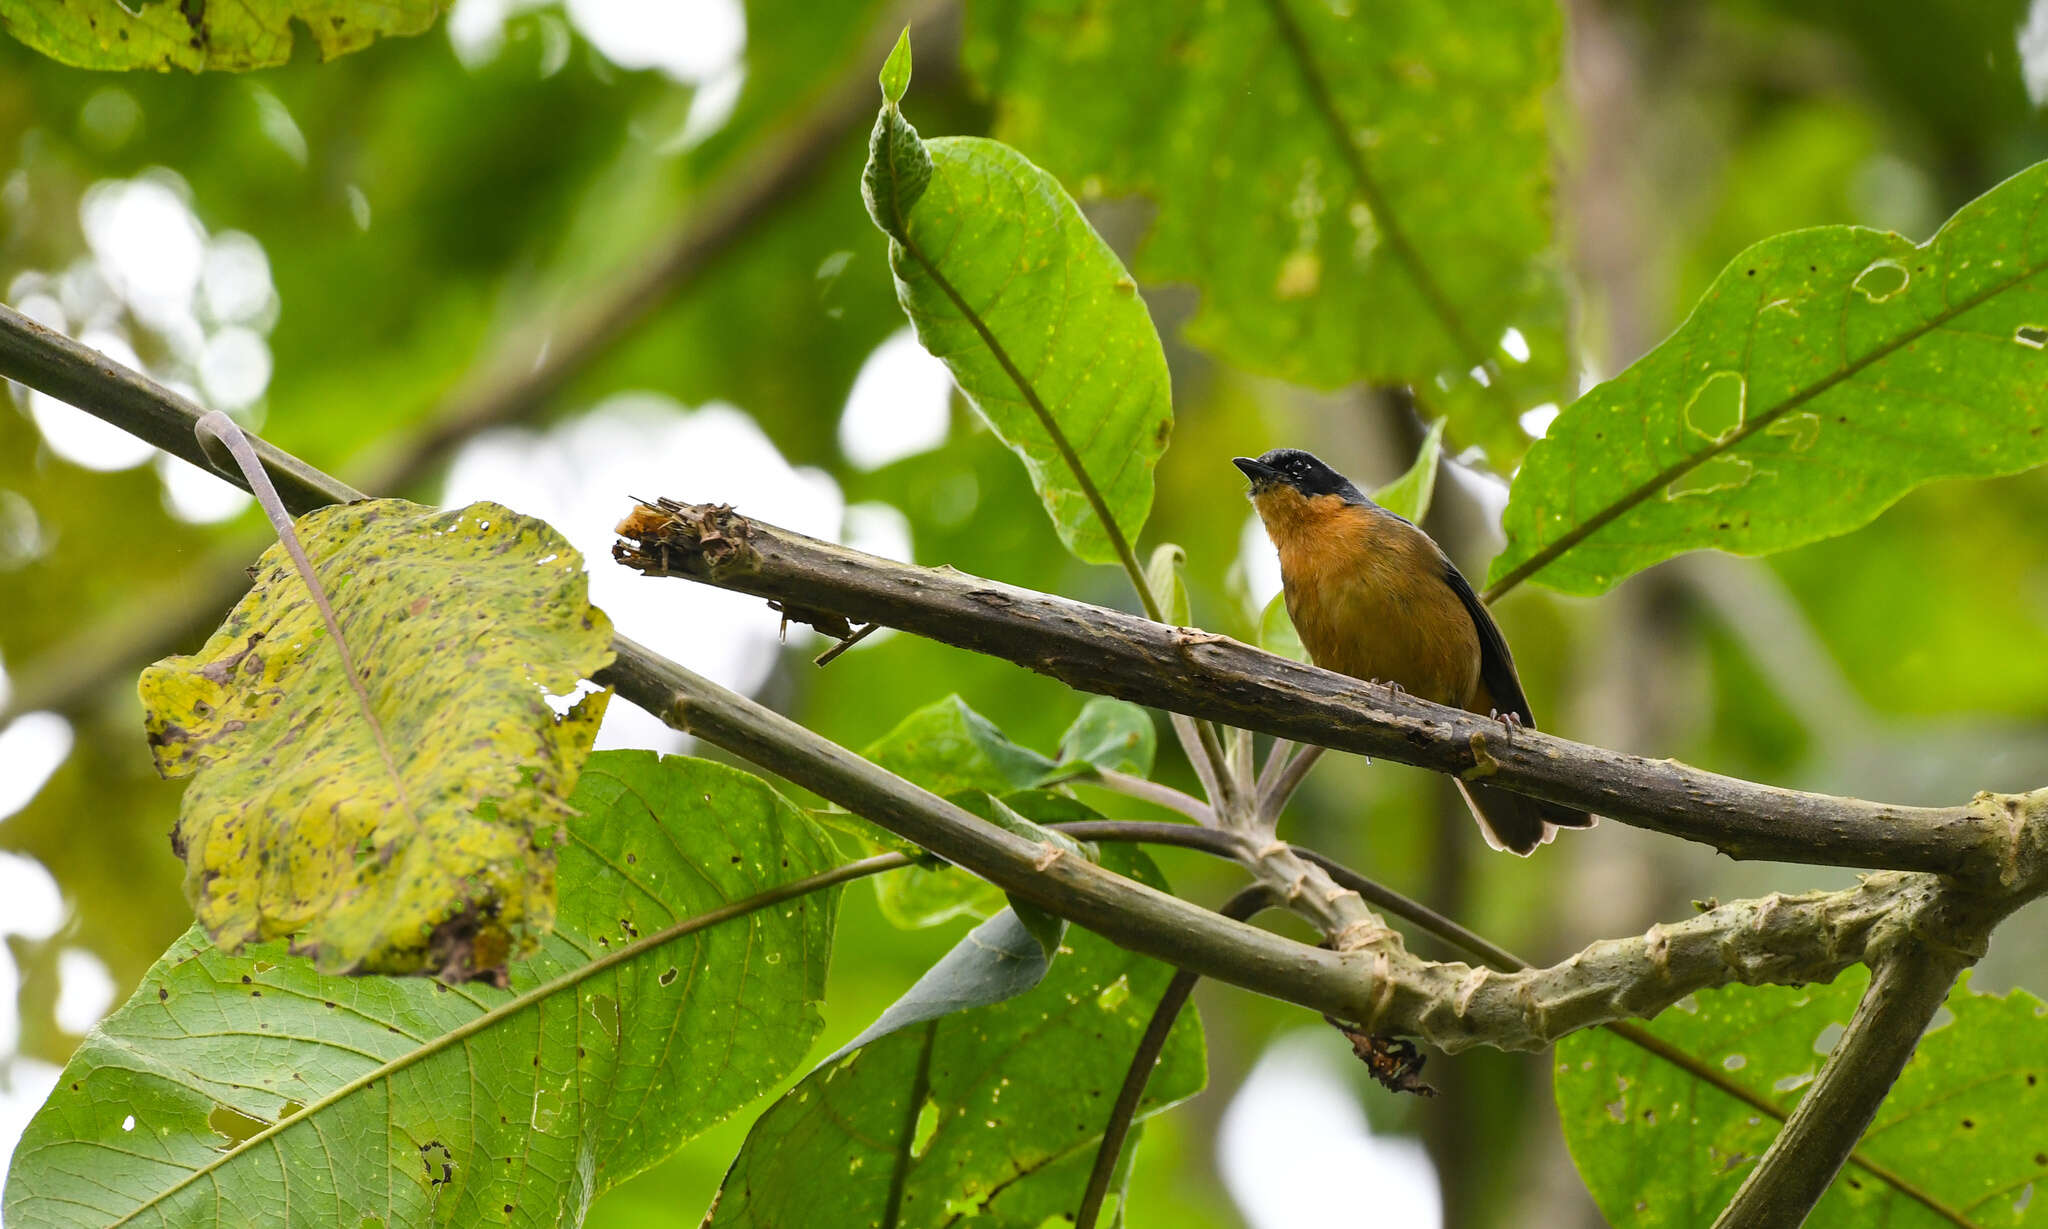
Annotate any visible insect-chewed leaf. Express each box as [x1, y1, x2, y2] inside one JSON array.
[[708, 846, 1204, 1228], [1555, 970, 2048, 1227], [1493, 159, 2048, 597], [862, 49, 1172, 565], [0, 0, 450, 71], [138, 498, 615, 981], [3, 751, 841, 1229]]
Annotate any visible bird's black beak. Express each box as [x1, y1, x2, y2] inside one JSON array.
[[1233, 456, 1279, 493]]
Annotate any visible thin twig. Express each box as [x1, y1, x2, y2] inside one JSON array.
[[1254, 739, 1297, 796], [1257, 744, 1325, 825], [1076, 885, 1273, 1229], [1088, 771, 1217, 826]]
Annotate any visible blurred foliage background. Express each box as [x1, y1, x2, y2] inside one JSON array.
[[3, 1, 2048, 1224]]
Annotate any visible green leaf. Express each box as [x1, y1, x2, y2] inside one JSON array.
[[860, 696, 1053, 929], [1555, 970, 2044, 1227], [829, 907, 1061, 1062], [1492, 159, 2048, 598], [1374, 418, 1447, 524], [1056, 696, 1158, 778], [861, 93, 1173, 565], [1145, 542, 1192, 626], [5, 752, 841, 1229], [708, 848, 1205, 1228], [138, 499, 614, 980], [966, 0, 1567, 465], [863, 695, 1059, 797], [878, 24, 914, 102], [0, 0, 449, 71]]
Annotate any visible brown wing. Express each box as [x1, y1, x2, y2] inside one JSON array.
[[1439, 560, 1596, 853]]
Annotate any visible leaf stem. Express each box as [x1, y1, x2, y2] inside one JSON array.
[[192, 413, 416, 824], [107, 852, 909, 1227], [1076, 885, 1273, 1229]]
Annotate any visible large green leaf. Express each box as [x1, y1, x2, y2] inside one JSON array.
[[707, 848, 1205, 1228], [4, 752, 841, 1228], [966, 0, 1567, 465], [0, 0, 448, 71], [139, 499, 615, 980], [1492, 159, 2048, 598], [1555, 970, 2048, 1227], [863, 32, 1172, 565]]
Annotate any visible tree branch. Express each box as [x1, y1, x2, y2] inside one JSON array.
[[10, 292, 2046, 1068], [612, 500, 2040, 886], [596, 640, 2020, 1051], [1711, 892, 1993, 1229]]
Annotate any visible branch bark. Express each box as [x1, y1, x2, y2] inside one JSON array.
[[612, 500, 2041, 887], [595, 640, 2015, 1052]]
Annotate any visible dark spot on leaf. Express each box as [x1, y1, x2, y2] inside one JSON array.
[[659, 966, 678, 986], [1963, 1118, 1975, 1128]]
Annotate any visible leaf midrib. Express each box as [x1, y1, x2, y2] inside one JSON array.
[[102, 854, 903, 1227], [1484, 244, 2048, 601]]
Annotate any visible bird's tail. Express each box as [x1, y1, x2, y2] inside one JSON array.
[[1456, 781, 1595, 856]]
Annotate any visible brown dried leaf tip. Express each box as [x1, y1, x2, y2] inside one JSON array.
[[612, 498, 757, 577], [1330, 1019, 1439, 1097]]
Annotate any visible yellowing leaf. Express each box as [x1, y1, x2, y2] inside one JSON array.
[[0, 0, 450, 71], [139, 499, 614, 981]]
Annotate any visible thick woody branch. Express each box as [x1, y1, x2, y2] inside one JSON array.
[[613, 501, 2041, 888], [595, 642, 2015, 1052]]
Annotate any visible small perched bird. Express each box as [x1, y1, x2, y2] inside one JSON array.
[[1235, 448, 1593, 854]]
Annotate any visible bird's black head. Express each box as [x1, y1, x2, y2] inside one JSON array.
[[1232, 449, 1363, 501]]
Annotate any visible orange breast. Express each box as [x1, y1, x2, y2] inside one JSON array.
[[1256, 490, 1482, 709]]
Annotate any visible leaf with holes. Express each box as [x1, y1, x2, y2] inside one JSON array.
[[707, 846, 1204, 1228], [139, 499, 614, 980], [3, 752, 841, 1229], [966, 0, 1567, 466], [0, 0, 450, 71], [1555, 969, 2048, 1227], [1493, 160, 2048, 597], [863, 37, 1172, 566]]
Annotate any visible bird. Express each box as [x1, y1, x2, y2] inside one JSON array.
[[1234, 447, 1594, 854]]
